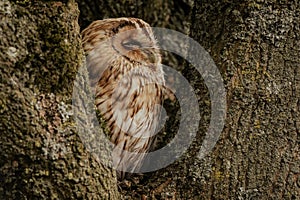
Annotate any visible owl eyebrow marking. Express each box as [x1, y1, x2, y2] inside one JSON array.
[[122, 39, 143, 51], [111, 38, 143, 65]]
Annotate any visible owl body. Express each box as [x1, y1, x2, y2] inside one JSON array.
[[81, 18, 164, 178]]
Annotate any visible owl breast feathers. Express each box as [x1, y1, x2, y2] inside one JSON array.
[[81, 17, 165, 178]]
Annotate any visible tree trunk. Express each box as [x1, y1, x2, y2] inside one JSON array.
[[186, 0, 299, 199], [1, 0, 298, 199], [0, 0, 119, 199]]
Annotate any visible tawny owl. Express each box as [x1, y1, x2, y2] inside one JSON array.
[[81, 17, 165, 178]]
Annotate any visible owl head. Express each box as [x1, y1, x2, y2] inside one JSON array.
[[81, 17, 160, 63], [81, 17, 162, 88]]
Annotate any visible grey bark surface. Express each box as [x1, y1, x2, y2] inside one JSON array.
[[0, 0, 119, 199]]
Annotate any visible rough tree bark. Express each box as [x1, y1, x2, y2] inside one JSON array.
[[1, 0, 299, 199], [184, 0, 299, 199], [75, 0, 299, 199], [0, 0, 119, 199]]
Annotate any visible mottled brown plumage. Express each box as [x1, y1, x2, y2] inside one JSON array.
[[81, 18, 165, 178]]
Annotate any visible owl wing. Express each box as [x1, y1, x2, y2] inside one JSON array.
[[108, 70, 164, 175]]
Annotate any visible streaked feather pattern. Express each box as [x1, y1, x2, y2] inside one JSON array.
[[81, 18, 165, 178]]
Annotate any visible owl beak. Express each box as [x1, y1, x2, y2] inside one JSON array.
[[142, 48, 160, 64]]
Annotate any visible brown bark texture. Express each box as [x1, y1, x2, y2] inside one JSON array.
[[75, 0, 299, 199], [1, 0, 299, 199], [0, 0, 119, 199], [187, 0, 299, 199]]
